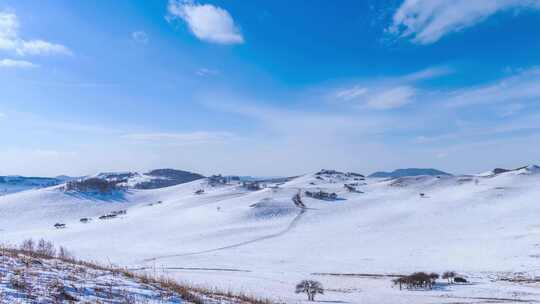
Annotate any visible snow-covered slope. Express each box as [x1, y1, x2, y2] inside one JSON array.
[[0, 250, 185, 303], [1, 166, 540, 303]]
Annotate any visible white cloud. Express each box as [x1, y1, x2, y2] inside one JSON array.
[[167, 0, 244, 44], [390, 0, 540, 44], [196, 67, 219, 77], [123, 131, 238, 146], [0, 11, 71, 56], [0, 12, 17, 39], [132, 31, 149, 44], [16, 40, 71, 56], [0, 58, 37, 68], [365, 86, 416, 109]]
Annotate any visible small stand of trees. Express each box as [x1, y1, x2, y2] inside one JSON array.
[[305, 190, 338, 201], [395, 271, 467, 290], [64, 178, 123, 194], [295, 280, 324, 301], [393, 272, 440, 290]]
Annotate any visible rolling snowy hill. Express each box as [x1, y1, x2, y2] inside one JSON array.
[[1, 166, 540, 303]]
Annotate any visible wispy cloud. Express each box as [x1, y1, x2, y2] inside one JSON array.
[[0, 58, 37, 68], [166, 0, 244, 44], [206, 99, 394, 139], [0, 11, 71, 56], [446, 67, 540, 107], [365, 85, 416, 110], [196, 67, 219, 77], [498, 103, 525, 117], [402, 66, 454, 81], [123, 131, 239, 146], [333, 66, 451, 110], [335, 85, 367, 101], [389, 0, 540, 44], [414, 112, 540, 144], [132, 31, 149, 44]]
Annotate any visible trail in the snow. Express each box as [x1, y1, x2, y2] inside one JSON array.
[[142, 207, 307, 262], [129, 266, 251, 273]]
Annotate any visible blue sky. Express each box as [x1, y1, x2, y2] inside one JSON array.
[[1, 0, 540, 177]]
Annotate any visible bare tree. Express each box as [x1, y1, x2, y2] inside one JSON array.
[[36, 239, 56, 257], [295, 280, 324, 301], [20, 239, 35, 253]]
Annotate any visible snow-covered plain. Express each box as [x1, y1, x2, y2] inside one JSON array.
[[1, 166, 540, 303]]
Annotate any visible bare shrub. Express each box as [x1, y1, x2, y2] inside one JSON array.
[[20, 239, 35, 253], [48, 279, 78, 303], [36, 239, 56, 257], [10, 272, 30, 291]]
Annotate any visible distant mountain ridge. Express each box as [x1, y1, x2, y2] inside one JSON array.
[[0, 176, 63, 195], [369, 168, 452, 178]]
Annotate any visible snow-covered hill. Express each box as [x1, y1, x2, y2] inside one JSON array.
[[95, 168, 205, 189], [1, 166, 540, 303], [369, 168, 452, 178]]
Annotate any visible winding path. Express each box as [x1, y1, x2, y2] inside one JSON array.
[[141, 202, 307, 263]]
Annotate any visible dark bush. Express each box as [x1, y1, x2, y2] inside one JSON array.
[[454, 276, 468, 283]]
